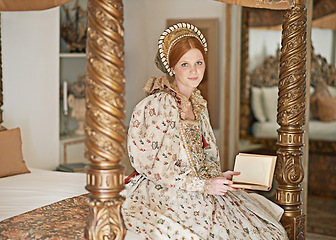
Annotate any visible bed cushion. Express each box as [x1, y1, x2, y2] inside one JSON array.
[[0, 127, 30, 178], [317, 97, 336, 122], [310, 80, 330, 119], [251, 87, 267, 122], [261, 86, 278, 122], [0, 124, 7, 132], [327, 85, 336, 97]]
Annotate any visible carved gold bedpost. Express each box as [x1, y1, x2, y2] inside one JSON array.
[[275, 0, 307, 239], [84, 0, 126, 239]]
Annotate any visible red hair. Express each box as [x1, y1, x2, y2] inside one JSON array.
[[168, 37, 207, 68]]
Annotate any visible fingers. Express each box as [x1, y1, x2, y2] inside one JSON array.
[[213, 177, 234, 186], [216, 186, 236, 195], [222, 179, 233, 185], [222, 170, 240, 180], [207, 177, 238, 196]]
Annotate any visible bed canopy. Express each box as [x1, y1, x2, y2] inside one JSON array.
[[0, 0, 307, 239], [245, 0, 336, 30]]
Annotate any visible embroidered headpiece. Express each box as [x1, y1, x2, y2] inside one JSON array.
[[155, 22, 208, 76]]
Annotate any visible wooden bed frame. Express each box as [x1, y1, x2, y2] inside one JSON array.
[[0, 0, 307, 239]]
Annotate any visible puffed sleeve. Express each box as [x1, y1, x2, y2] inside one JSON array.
[[127, 92, 210, 194]]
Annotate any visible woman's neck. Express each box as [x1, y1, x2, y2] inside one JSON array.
[[173, 82, 193, 99]]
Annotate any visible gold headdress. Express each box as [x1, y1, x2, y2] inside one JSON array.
[[155, 22, 208, 76]]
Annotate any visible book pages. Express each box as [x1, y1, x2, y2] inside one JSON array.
[[232, 154, 274, 186]]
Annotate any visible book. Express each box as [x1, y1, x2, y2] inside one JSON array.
[[229, 153, 277, 191], [56, 163, 87, 173]]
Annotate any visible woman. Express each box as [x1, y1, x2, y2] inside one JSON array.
[[121, 23, 288, 240]]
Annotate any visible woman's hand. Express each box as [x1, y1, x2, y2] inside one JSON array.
[[207, 177, 236, 196], [222, 170, 240, 180]]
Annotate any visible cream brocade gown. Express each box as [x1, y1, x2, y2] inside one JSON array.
[[121, 77, 288, 240]]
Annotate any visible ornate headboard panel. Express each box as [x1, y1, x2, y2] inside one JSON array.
[[240, 46, 336, 153]]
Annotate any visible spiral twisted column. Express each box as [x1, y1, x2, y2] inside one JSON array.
[[84, 0, 126, 239], [275, 1, 306, 239]]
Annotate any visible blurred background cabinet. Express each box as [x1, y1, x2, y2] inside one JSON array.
[[59, 0, 87, 165]]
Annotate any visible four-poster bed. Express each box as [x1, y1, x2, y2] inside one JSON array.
[[0, 0, 307, 239]]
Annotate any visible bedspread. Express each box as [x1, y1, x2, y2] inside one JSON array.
[[0, 194, 89, 239]]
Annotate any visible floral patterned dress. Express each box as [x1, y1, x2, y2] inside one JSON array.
[[121, 77, 288, 240]]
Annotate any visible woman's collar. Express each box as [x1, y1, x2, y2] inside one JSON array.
[[144, 76, 207, 120]]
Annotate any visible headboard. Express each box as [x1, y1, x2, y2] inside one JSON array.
[[240, 46, 336, 153]]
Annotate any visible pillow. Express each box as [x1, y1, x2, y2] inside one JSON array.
[[0, 124, 7, 132], [310, 81, 330, 119], [309, 86, 315, 119], [327, 85, 336, 97], [251, 87, 267, 122], [0, 127, 30, 178], [261, 86, 278, 122], [310, 86, 315, 95], [317, 97, 336, 122]]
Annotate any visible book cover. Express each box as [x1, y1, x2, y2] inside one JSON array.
[[56, 163, 87, 173], [229, 153, 277, 191]]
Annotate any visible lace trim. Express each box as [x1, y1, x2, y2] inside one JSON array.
[[143, 76, 207, 120], [202, 178, 213, 197]]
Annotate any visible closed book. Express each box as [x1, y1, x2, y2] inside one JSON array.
[[229, 153, 277, 191], [56, 163, 87, 172]]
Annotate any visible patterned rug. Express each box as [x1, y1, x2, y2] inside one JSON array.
[[307, 195, 336, 237]]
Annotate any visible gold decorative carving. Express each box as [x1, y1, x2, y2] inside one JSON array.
[[275, 3, 306, 239], [85, 195, 126, 240], [85, 0, 126, 239], [282, 214, 306, 240]]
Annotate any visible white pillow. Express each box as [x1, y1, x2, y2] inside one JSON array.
[[327, 85, 336, 97], [310, 86, 315, 95], [251, 87, 267, 122], [261, 87, 278, 122]]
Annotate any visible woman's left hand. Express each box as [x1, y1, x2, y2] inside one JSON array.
[[222, 170, 240, 180]]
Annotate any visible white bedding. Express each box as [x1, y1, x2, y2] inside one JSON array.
[[0, 168, 140, 239], [0, 168, 87, 221], [252, 120, 336, 141]]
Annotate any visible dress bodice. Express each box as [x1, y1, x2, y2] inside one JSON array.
[[180, 119, 221, 179]]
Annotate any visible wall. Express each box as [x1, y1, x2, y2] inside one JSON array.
[[2, 8, 60, 169]]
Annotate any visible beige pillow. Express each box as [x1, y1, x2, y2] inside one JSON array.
[[0, 124, 7, 132], [317, 97, 336, 122], [262, 86, 278, 122], [0, 127, 30, 178], [327, 85, 336, 97], [251, 87, 267, 122], [310, 81, 330, 119]]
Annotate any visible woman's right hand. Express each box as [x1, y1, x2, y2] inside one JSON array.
[[207, 177, 237, 196]]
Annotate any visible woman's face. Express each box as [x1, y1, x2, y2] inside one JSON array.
[[171, 48, 205, 95]]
